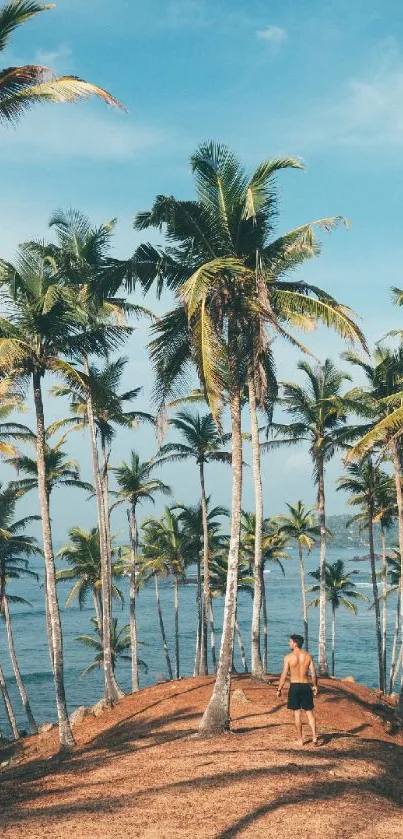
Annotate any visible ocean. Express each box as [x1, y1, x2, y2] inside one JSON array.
[[0, 545, 399, 734]]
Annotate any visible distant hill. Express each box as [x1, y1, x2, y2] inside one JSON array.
[[327, 514, 397, 551]]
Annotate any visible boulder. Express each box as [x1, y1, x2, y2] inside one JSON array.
[[231, 688, 249, 704], [39, 722, 54, 734], [342, 676, 355, 683], [388, 693, 399, 707], [92, 698, 108, 718], [69, 706, 90, 728]]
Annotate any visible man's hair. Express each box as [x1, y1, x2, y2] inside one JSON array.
[[290, 634, 304, 648]]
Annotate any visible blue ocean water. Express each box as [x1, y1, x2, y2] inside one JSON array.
[[0, 545, 398, 733]]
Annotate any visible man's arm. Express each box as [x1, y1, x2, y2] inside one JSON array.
[[277, 656, 289, 696], [309, 657, 318, 695]]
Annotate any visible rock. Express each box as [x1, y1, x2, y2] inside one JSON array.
[[92, 699, 108, 718], [1, 760, 10, 768], [388, 693, 399, 706], [342, 676, 355, 683], [69, 706, 90, 727], [373, 689, 383, 701], [231, 688, 249, 704], [39, 722, 54, 734]]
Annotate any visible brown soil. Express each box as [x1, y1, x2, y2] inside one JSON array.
[[0, 676, 402, 838]]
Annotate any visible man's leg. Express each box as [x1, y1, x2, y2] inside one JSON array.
[[293, 710, 303, 745], [306, 710, 317, 744]]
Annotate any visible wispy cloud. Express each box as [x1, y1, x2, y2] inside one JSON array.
[[35, 42, 73, 73], [282, 42, 403, 152], [256, 25, 288, 45], [1, 108, 168, 163]]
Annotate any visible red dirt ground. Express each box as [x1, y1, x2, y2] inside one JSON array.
[[0, 676, 402, 838]]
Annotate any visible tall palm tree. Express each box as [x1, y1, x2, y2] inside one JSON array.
[[337, 459, 387, 691], [240, 512, 289, 671], [380, 551, 402, 693], [264, 359, 352, 676], [0, 484, 40, 733], [277, 501, 320, 650], [46, 207, 149, 707], [134, 142, 365, 733], [112, 452, 171, 691], [373, 473, 396, 688], [210, 552, 254, 673], [56, 527, 126, 627], [344, 342, 403, 712], [175, 500, 228, 674], [141, 509, 186, 680], [0, 0, 123, 124], [76, 617, 147, 678], [158, 409, 230, 675], [0, 242, 96, 749], [309, 560, 367, 676]]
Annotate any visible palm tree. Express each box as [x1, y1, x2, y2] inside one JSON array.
[[337, 459, 387, 691], [135, 142, 365, 734], [158, 410, 230, 675], [264, 359, 352, 676], [141, 509, 186, 680], [0, 242, 96, 749], [6, 428, 93, 499], [309, 560, 367, 676], [382, 552, 401, 693], [240, 512, 289, 671], [56, 527, 126, 628], [373, 473, 396, 688], [0, 657, 19, 739], [0, 0, 123, 124], [277, 501, 320, 650], [46, 207, 151, 707], [112, 451, 171, 691], [175, 500, 228, 674], [210, 552, 254, 673], [344, 342, 403, 711], [76, 617, 147, 678], [0, 484, 40, 734]]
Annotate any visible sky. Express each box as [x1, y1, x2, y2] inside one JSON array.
[[2, 0, 403, 538]]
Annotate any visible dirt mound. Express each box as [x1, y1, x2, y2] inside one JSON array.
[[0, 676, 402, 838]]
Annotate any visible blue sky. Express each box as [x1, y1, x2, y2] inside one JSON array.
[[2, 0, 403, 537]]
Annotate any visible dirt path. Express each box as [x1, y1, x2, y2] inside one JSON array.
[[0, 676, 402, 838]]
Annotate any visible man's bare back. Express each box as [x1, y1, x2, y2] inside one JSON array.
[[287, 649, 313, 683]]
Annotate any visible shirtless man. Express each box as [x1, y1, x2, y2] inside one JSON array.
[[277, 634, 318, 746]]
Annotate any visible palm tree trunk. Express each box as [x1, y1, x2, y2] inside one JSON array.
[[174, 573, 180, 680], [317, 456, 329, 676], [209, 600, 217, 673], [390, 440, 403, 716], [93, 590, 103, 630], [248, 374, 264, 678], [368, 499, 384, 692], [194, 556, 202, 676], [298, 544, 309, 651], [43, 567, 54, 669], [154, 575, 173, 680], [32, 370, 74, 749], [3, 596, 37, 734], [199, 462, 209, 676], [262, 566, 268, 672], [389, 597, 400, 694], [235, 616, 248, 673], [331, 604, 335, 677], [128, 507, 139, 692], [199, 335, 243, 735], [381, 525, 387, 691], [0, 658, 19, 740], [84, 364, 123, 704]]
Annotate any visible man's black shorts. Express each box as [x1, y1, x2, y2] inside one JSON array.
[[287, 682, 314, 711]]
